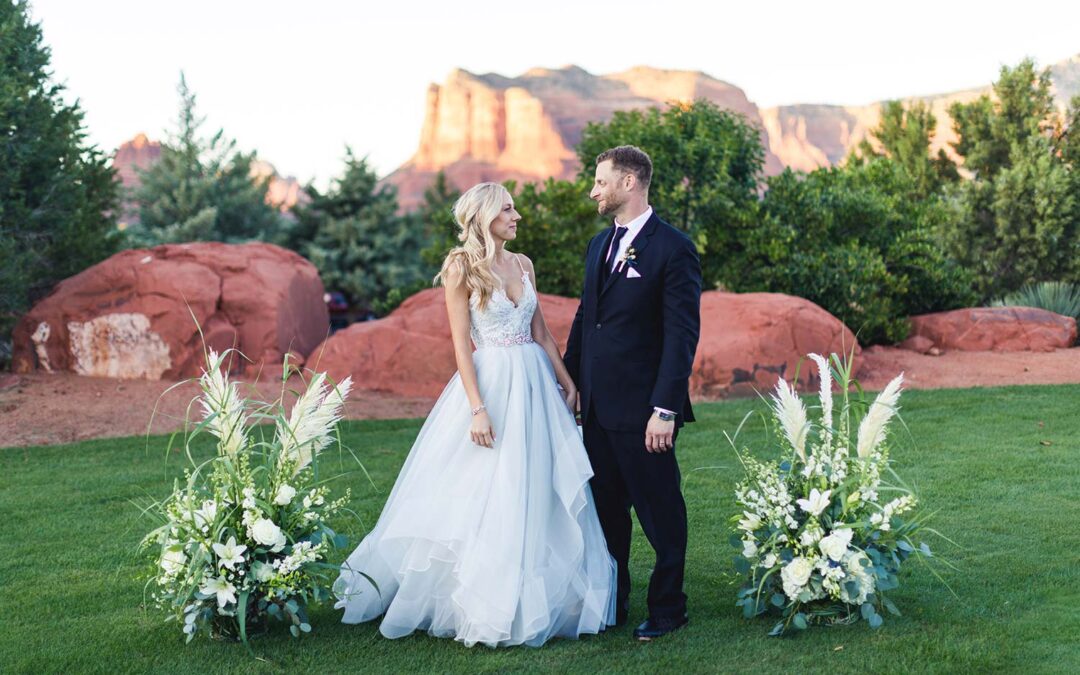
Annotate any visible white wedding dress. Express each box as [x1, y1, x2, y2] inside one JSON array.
[[333, 264, 617, 647]]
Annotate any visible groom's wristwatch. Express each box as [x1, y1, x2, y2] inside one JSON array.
[[654, 409, 676, 422]]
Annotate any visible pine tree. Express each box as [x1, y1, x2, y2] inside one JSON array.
[[854, 100, 958, 197], [126, 73, 284, 245], [293, 149, 431, 311], [0, 0, 120, 359]]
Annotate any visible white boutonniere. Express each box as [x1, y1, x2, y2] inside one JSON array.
[[617, 246, 638, 272]]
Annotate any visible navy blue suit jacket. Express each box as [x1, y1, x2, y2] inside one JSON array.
[[563, 212, 702, 432]]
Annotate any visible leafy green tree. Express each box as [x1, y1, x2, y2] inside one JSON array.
[[754, 160, 976, 344], [417, 171, 462, 270], [291, 149, 430, 311], [510, 178, 607, 298], [945, 60, 1080, 298], [126, 73, 285, 245], [854, 100, 958, 197], [575, 100, 765, 287], [0, 0, 120, 355]]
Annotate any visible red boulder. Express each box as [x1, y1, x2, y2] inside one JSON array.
[[692, 292, 859, 398], [904, 307, 1077, 352], [12, 242, 328, 379]]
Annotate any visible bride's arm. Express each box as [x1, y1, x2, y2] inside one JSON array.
[[520, 255, 578, 409], [443, 262, 495, 448]]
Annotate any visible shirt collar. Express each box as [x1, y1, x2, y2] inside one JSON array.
[[613, 206, 652, 240]]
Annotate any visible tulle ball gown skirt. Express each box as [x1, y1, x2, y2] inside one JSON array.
[[333, 342, 617, 647]]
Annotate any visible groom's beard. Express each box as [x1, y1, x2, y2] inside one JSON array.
[[597, 192, 625, 216]]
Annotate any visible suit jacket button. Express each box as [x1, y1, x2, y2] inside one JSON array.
[[595, 323, 602, 329]]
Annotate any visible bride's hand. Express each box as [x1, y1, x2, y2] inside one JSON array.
[[563, 386, 578, 414], [470, 411, 495, 448]]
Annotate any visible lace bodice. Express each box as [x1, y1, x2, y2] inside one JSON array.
[[469, 267, 537, 349]]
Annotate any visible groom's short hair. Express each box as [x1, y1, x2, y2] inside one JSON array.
[[596, 145, 652, 190]]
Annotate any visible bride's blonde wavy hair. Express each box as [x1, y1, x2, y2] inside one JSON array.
[[435, 182, 511, 310]]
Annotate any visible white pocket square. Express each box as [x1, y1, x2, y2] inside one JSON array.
[[626, 267, 642, 279]]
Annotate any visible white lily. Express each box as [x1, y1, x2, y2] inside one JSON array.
[[277, 373, 353, 475], [200, 574, 237, 609], [796, 488, 832, 517], [808, 353, 833, 446], [771, 379, 809, 461], [211, 535, 247, 571], [856, 373, 904, 458], [198, 350, 248, 457], [737, 511, 761, 533]]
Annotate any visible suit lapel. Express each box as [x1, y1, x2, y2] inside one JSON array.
[[590, 226, 617, 301], [600, 212, 659, 298]]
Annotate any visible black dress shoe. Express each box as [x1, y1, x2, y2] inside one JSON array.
[[633, 614, 689, 641]]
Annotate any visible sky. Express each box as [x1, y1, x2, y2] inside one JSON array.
[[28, 0, 1080, 187]]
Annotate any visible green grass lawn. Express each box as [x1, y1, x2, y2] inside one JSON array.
[[2, 385, 1078, 674]]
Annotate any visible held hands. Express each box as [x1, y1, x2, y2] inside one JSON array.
[[470, 410, 496, 448], [645, 412, 675, 453], [562, 385, 578, 415]]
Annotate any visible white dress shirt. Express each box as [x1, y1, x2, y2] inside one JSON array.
[[604, 206, 674, 419], [606, 206, 653, 272]]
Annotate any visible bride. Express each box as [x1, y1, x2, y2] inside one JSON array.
[[333, 182, 617, 647]]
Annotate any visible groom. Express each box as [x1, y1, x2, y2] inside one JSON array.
[[564, 145, 702, 640]]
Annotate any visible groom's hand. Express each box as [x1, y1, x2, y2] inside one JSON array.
[[645, 414, 675, 453]]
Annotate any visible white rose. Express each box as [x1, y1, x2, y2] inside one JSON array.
[[250, 518, 287, 552], [781, 556, 814, 600], [761, 553, 778, 569], [273, 484, 297, 506], [818, 528, 854, 562]]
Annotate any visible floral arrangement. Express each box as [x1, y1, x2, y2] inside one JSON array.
[[140, 350, 357, 646], [730, 352, 944, 635]]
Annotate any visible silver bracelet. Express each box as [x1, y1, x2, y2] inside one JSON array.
[[471, 404, 486, 416]]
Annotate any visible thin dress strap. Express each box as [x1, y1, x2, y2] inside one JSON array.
[[513, 253, 528, 279]]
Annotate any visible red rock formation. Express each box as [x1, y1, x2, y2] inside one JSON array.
[[692, 292, 859, 398], [113, 133, 162, 190], [902, 307, 1078, 352], [385, 65, 784, 210], [111, 136, 307, 221], [308, 288, 857, 400], [11, 243, 328, 380]]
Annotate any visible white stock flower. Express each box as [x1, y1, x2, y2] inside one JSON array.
[[200, 575, 237, 609], [250, 518, 287, 552], [856, 373, 904, 458], [277, 374, 353, 475], [160, 547, 187, 575], [808, 353, 833, 446], [252, 561, 275, 582], [818, 528, 854, 562], [771, 379, 809, 461], [211, 536, 247, 571], [797, 488, 832, 517], [273, 484, 297, 506], [781, 557, 814, 600], [198, 350, 248, 457], [799, 525, 823, 547]]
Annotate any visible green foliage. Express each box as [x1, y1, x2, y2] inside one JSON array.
[[125, 73, 286, 246], [417, 171, 462, 271], [290, 149, 431, 311], [0, 0, 120, 354], [993, 281, 1080, 325], [946, 61, 1080, 299], [753, 160, 976, 344], [854, 100, 959, 197], [509, 178, 607, 297], [575, 100, 765, 287]]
